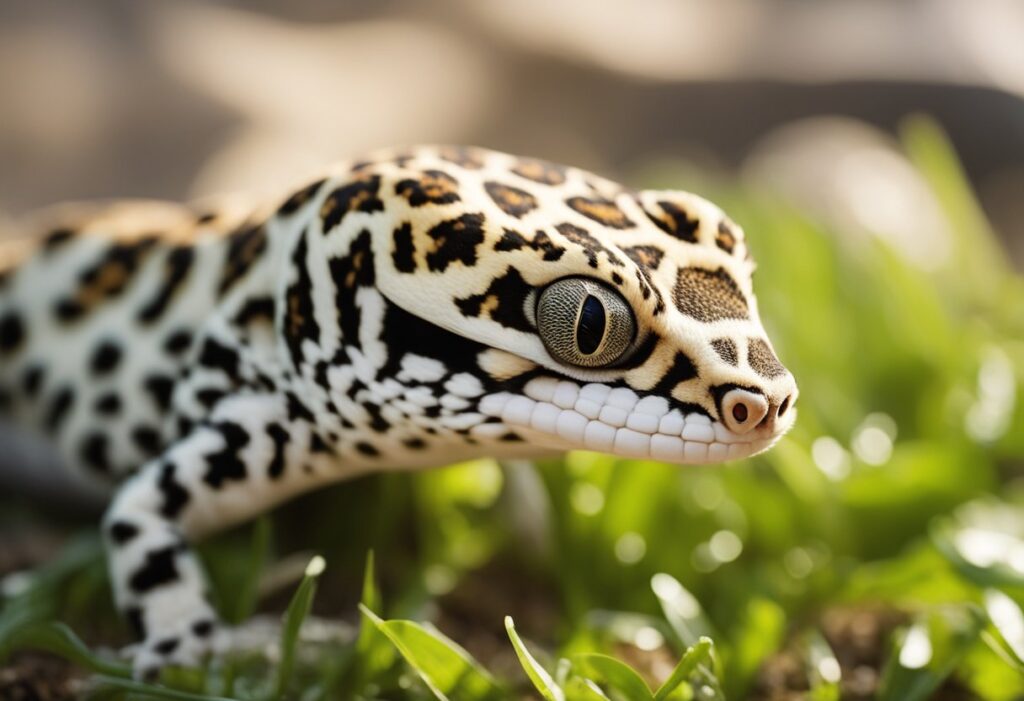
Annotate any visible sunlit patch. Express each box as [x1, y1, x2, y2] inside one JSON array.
[[851, 413, 896, 466], [897, 623, 932, 669]]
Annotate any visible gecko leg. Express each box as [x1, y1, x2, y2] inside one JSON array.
[[102, 391, 336, 678]]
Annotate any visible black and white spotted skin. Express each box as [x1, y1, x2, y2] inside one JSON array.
[[0, 146, 797, 676]]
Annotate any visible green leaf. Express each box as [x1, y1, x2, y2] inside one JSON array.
[[571, 653, 652, 700], [983, 589, 1024, 667], [505, 616, 565, 701], [273, 554, 325, 699], [654, 637, 716, 701], [365, 605, 501, 701], [3, 621, 130, 678], [564, 675, 612, 701], [724, 597, 785, 698]]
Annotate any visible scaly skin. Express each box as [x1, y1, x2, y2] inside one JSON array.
[[0, 146, 797, 676]]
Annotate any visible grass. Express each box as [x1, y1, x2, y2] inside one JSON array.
[[2, 115, 1023, 699]]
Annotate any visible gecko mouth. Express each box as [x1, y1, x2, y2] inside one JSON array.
[[478, 376, 793, 465]]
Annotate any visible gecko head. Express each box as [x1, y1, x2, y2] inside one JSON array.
[[339, 148, 797, 464]]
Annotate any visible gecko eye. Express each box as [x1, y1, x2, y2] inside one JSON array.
[[537, 278, 636, 368]]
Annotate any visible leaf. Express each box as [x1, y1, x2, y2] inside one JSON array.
[[365, 605, 501, 701], [654, 637, 716, 701], [983, 589, 1024, 666], [571, 653, 652, 700], [3, 621, 130, 678], [505, 616, 565, 701], [563, 675, 612, 701], [273, 554, 325, 699], [724, 597, 785, 698]]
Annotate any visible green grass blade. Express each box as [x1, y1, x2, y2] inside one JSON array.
[[365, 605, 501, 700], [804, 631, 841, 701], [91, 675, 237, 701], [650, 574, 716, 649], [653, 637, 714, 701], [5, 621, 130, 678], [505, 616, 565, 701], [231, 516, 270, 624], [570, 653, 652, 700], [273, 555, 325, 699]]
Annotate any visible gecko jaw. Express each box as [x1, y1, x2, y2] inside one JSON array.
[[477, 376, 792, 465]]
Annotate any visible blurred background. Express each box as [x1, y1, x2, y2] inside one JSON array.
[[2, 2, 1024, 700]]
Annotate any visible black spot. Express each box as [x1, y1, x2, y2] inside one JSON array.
[[218, 224, 267, 296], [329, 229, 376, 350], [392, 222, 416, 273], [163, 329, 193, 356], [42, 227, 74, 252], [673, 267, 748, 322], [644, 200, 699, 243], [53, 299, 85, 322], [278, 178, 326, 216], [192, 620, 215, 638], [95, 392, 122, 415], [21, 363, 45, 397], [198, 338, 240, 382], [132, 425, 163, 456], [650, 352, 700, 396], [203, 421, 250, 488], [403, 437, 427, 450], [233, 296, 275, 326], [126, 607, 146, 639], [494, 228, 565, 261], [363, 402, 390, 432], [748, 338, 786, 379], [195, 211, 218, 224], [310, 432, 334, 454], [566, 196, 635, 229], [286, 392, 314, 422], [555, 222, 623, 268], [158, 462, 189, 518], [484, 181, 538, 218], [0, 312, 25, 354], [511, 158, 567, 185], [80, 433, 111, 473], [108, 520, 139, 545], [137, 246, 195, 323], [711, 338, 739, 366], [425, 213, 486, 272], [154, 638, 180, 656], [395, 169, 461, 207], [284, 233, 320, 368], [266, 423, 289, 479], [611, 272, 624, 285], [144, 375, 175, 412], [355, 441, 379, 457], [195, 388, 225, 409], [455, 266, 534, 333], [90, 340, 122, 375], [501, 432, 523, 442], [129, 546, 180, 594], [321, 174, 384, 232], [45, 386, 75, 431]]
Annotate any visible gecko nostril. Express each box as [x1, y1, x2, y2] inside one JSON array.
[[778, 395, 790, 417], [732, 403, 749, 423]]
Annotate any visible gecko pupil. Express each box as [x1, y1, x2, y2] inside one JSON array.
[[576, 295, 606, 355]]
